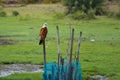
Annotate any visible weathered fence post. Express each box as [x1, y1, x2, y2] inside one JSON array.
[[56, 26, 61, 80], [43, 40, 46, 65]]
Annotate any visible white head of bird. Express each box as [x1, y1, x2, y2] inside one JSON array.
[[42, 23, 47, 28]]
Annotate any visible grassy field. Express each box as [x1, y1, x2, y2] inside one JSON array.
[[0, 4, 120, 80]]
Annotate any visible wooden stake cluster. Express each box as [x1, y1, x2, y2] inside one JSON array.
[[42, 26, 82, 80], [56, 26, 82, 80]]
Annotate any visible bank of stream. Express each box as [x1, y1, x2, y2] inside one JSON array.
[[0, 64, 43, 77], [0, 64, 108, 80]]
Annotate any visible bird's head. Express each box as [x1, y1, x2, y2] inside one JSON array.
[[42, 23, 47, 28]]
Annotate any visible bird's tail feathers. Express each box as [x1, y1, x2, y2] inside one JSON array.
[[39, 40, 43, 45]]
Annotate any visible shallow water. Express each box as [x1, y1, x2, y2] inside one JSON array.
[[90, 75, 108, 80], [0, 64, 43, 77]]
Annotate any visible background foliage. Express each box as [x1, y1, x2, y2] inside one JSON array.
[[63, 0, 105, 20]]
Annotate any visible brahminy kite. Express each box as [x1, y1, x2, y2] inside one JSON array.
[[39, 23, 48, 45]]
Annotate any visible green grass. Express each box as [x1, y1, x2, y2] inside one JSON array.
[[0, 73, 43, 80], [0, 4, 120, 80]]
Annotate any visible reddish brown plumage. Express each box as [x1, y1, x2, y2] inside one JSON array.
[[39, 26, 48, 45]]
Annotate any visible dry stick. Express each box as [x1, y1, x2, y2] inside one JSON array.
[[76, 32, 82, 61], [56, 26, 60, 80]]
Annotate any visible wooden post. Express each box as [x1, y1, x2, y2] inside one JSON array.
[[76, 32, 82, 61], [56, 26, 60, 65], [56, 26, 60, 80], [73, 32, 82, 80], [43, 40, 46, 65], [66, 28, 74, 80], [69, 28, 74, 64], [42, 40, 47, 80]]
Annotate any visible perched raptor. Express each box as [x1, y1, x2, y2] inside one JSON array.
[[39, 23, 48, 45]]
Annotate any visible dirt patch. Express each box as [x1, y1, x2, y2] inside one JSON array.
[[0, 34, 26, 45], [0, 39, 15, 45], [0, 35, 26, 37]]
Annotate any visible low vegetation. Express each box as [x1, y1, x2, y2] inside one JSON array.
[[12, 10, 19, 16], [0, 10, 6, 17], [115, 9, 120, 19]]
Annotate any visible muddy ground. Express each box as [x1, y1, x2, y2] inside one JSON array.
[[0, 39, 15, 45]]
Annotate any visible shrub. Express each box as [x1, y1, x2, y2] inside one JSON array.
[[12, 11, 19, 16], [107, 12, 115, 18], [87, 9, 96, 19], [62, 0, 106, 20], [95, 6, 107, 15], [63, 0, 104, 14], [70, 11, 86, 20], [115, 10, 120, 19], [0, 11, 6, 17]]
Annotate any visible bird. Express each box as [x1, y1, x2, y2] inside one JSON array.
[[39, 23, 48, 45]]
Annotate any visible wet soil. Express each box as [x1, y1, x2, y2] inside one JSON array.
[[0, 39, 14, 45]]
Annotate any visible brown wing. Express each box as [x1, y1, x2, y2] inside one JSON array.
[[39, 27, 48, 40]]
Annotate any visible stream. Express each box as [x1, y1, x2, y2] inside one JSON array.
[[0, 64, 108, 80], [0, 64, 43, 77]]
